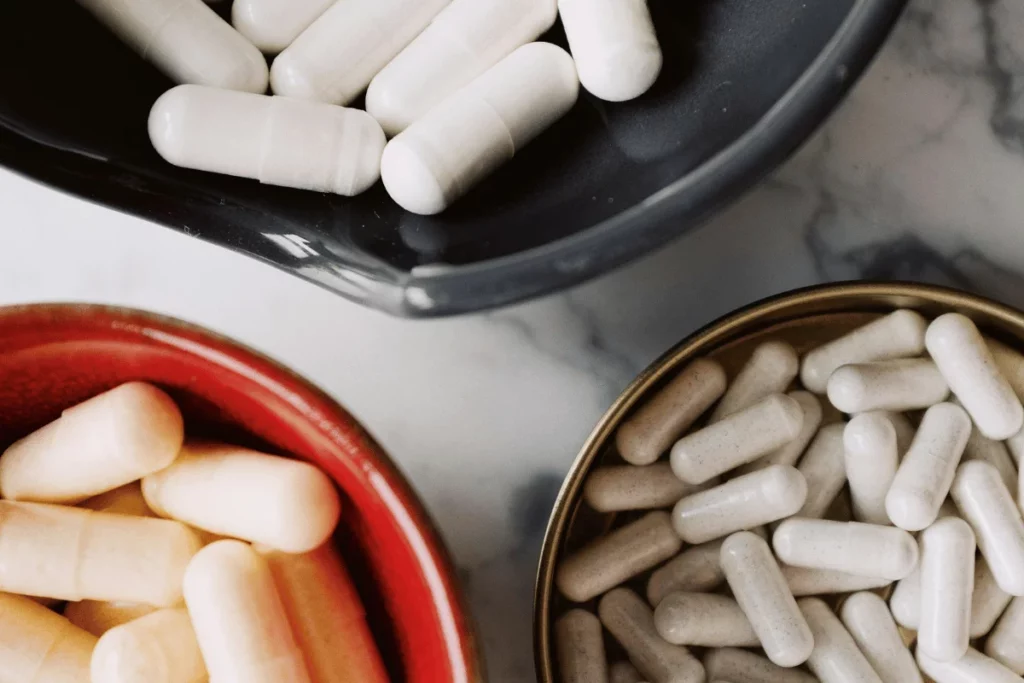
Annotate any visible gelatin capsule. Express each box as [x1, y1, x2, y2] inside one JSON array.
[[231, 0, 335, 54], [772, 519, 918, 580], [555, 609, 608, 683], [960, 421, 1018, 497], [703, 647, 818, 683], [918, 517, 975, 663], [90, 608, 207, 683], [736, 391, 822, 475], [827, 358, 949, 413], [584, 463, 709, 512], [653, 592, 758, 647], [969, 557, 1012, 638], [888, 561, 921, 630], [843, 412, 899, 524], [709, 341, 800, 422], [781, 564, 892, 597], [917, 646, 1020, 683], [80, 483, 156, 518], [799, 597, 882, 683], [0, 592, 96, 683], [794, 423, 847, 520], [839, 592, 921, 683], [985, 596, 1024, 674], [646, 527, 768, 604]]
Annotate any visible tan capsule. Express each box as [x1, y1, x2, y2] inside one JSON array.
[[598, 588, 705, 683], [844, 413, 899, 524], [795, 423, 847, 519], [609, 661, 643, 683], [654, 591, 758, 647], [799, 597, 883, 683], [772, 519, 918, 580], [986, 596, 1024, 674], [736, 391, 823, 475], [142, 441, 341, 553], [80, 483, 156, 517], [827, 358, 948, 413], [0, 592, 96, 683], [918, 646, 1020, 683], [961, 424, 1018, 498], [183, 541, 311, 683], [781, 564, 892, 597], [584, 463, 709, 512], [555, 609, 608, 683], [90, 608, 206, 683], [65, 601, 158, 637], [557, 511, 682, 602], [709, 340, 799, 421], [0, 501, 200, 605], [970, 556, 1012, 638], [703, 647, 818, 683], [645, 527, 768, 604], [616, 359, 727, 466], [0, 382, 183, 504], [918, 517, 975, 663], [839, 592, 921, 683]]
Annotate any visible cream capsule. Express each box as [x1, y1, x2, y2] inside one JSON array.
[[555, 609, 608, 683], [781, 564, 892, 597], [985, 596, 1024, 674], [888, 562, 921, 630], [142, 441, 341, 554], [703, 647, 817, 683], [709, 341, 800, 422], [737, 391, 823, 475], [598, 588, 705, 683], [609, 661, 643, 683], [800, 310, 928, 394], [149, 86, 385, 196], [0, 382, 183, 504], [231, 0, 335, 54], [0, 501, 200, 605], [918, 517, 976, 663], [961, 425, 1018, 498], [646, 527, 769, 604], [886, 402, 971, 531], [366, 0, 557, 135], [65, 601, 158, 637], [970, 557, 1012, 638], [183, 541, 311, 683], [584, 463, 709, 512], [794, 423, 847, 519], [772, 519, 918, 580], [840, 592, 921, 683], [917, 647, 1020, 683], [672, 465, 807, 544], [799, 597, 883, 683], [270, 0, 450, 104], [877, 410, 916, 454], [80, 483, 156, 518], [0, 592, 96, 683], [91, 608, 207, 683], [381, 42, 579, 215], [950, 460, 1024, 595], [557, 511, 682, 602], [616, 358, 727, 466], [653, 592, 758, 647], [827, 359, 949, 414], [927, 314, 1024, 440], [721, 532, 813, 667], [843, 413, 899, 524], [76, 0, 268, 93]]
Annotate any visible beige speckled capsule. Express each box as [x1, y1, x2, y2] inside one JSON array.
[[918, 517, 975, 663], [653, 592, 758, 647], [555, 609, 608, 683], [0, 592, 96, 683], [736, 391, 823, 475], [645, 527, 768, 604], [557, 511, 682, 602], [961, 424, 1018, 498], [64, 601, 158, 637], [703, 647, 817, 683], [671, 393, 804, 485], [80, 483, 156, 518], [672, 465, 807, 544], [598, 588, 705, 683], [918, 646, 1020, 683], [709, 340, 799, 422], [781, 565, 892, 597], [609, 661, 643, 683], [616, 359, 727, 466], [90, 608, 207, 683], [794, 424, 847, 520], [839, 591, 921, 683], [985, 596, 1024, 674], [799, 597, 882, 683], [844, 413, 899, 524], [721, 532, 813, 667], [772, 519, 918, 580], [827, 358, 949, 414], [584, 463, 710, 512]]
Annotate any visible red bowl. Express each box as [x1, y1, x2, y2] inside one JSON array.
[[0, 303, 482, 683]]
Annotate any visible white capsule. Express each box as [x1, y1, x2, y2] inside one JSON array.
[[781, 564, 892, 597], [737, 392, 823, 475], [927, 314, 1024, 439], [844, 413, 899, 524], [671, 394, 803, 484], [556, 511, 682, 602], [609, 661, 643, 683], [986, 596, 1024, 674], [672, 465, 807, 544], [969, 556, 1012, 638], [773, 519, 918, 580], [76, 0, 268, 92], [270, 0, 450, 104], [961, 424, 1018, 498], [598, 588, 705, 683], [710, 341, 800, 422], [555, 609, 608, 683], [950, 460, 1024, 595], [799, 597, 883, 683], [919, 517, 975, 663], [795, 423, 847, 519], [886, 402, 971, 531], [654, 592, 758, 647], [231, 0, 334, 54], [987, 338, 1024, 401], [366, 0, 557, 135], [801, 310, 928, 394], [888, 561, 921, 630], [584, 463, 709, 512], [645, 527, 767, 604], [917, 646, 1020, 683], [876, 410, 916, 455], [1006, 426, 1024, 467], [839, 592, 920, 683], [827, 358, 948, 414], [0, 592, 96, 683], [721, 532, 813, 667], [703, 647, 818, 683], [91, 608, 207, 683], [616, 358, 727, 466]]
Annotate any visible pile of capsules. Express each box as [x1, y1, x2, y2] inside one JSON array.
[[0, 382, 387, 683], [75, 0, 663, 215], [554, 310, 1024, 683]]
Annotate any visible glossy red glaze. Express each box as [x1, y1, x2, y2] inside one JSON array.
[[0, 304, 482, 683]]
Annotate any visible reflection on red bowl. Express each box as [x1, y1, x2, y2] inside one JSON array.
[[0, 303, 482, 683]]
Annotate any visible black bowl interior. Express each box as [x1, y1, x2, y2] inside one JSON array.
[[0, 0, 903, 315]]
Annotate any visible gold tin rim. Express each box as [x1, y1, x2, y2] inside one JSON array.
[[532, 281, 1024, 683]]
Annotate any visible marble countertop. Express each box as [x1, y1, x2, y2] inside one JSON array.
[[1, 0, 1022, 679]]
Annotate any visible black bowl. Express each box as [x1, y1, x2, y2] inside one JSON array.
[[0, 0, 904, 317]]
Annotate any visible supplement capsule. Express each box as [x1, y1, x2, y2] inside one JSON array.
[[598, 588, 705, 683], [81, 483, 156, 517], [653, 592, 758, 647], [672, 465, 807, 544], [840, 592, 921, 683], [76, 0, 268, 93], [827, 358, 949, 414], [794, 423, 847, 519], [800, 310, 928, 394], [876, 410, 916, 454], [969, 557, 1012, 638], [888, 559, 921, 630], [366, 0, 557, 135], [142, 441, 341, 554], [65, 601, 157, 636], [671, 393, 803, 484], [381, 42, 579, 215], [799, 597, 883, 683], [961, 425, 1018, 498], [609, 661, 643, 683], [149, 86, 385, 196], [737, 391, 822, 475], [772, 519, 918, 580], [645, 528, 766, 604], [709, 341, 800, 422], [1005, 425, 1024, 467], [927, 314, 1024, 440], [782, 564, 892, 597], [555, 609, 608, 683], [844, 413, 899, 524], [91, 608, 206, 683], [985, 596, 1024, 674], [584, 463, 709, 512], [721, 532, 813, 667], [0, 592, 96, 683], [557, 511, 682, 602], [917, 646, 1020, 683], [183, 541, 311, 683], [988, 338, 1024, 401], [231, 0, 335, 53], [616, 358, 727, 466], [886, 402, 971, 531], [703, 647, 817, 683], [0, 382, 183, 504], [918, 517, 976, 663]]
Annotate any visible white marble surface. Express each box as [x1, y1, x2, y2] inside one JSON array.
[[2, 0, 1024, 679]]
